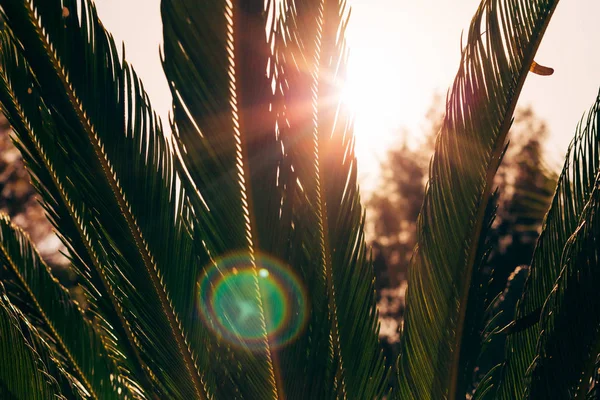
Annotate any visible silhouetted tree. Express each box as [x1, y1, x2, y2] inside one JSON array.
[[368, 95, 443, 289], [486, 106, 558, 302]]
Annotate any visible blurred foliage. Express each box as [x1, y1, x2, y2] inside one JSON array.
[[0, 118, 66, 269], [368, 98, 558, 375]]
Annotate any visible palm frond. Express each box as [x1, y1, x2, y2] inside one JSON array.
[[455, 190, 500, 396], [472, 265, 529, 400], [275, 1, 388, 398], [0, 1, 212, 397], [0, 32, 156, 396], [161, 0, 387, 398], [0, 291, 66, 400], [0, 214, 130, 399], [268, 1, 341, 397], [495, 91, 600, 399], [527, 168, 600, 399], [161, 0, 284, 397], [395, 0, 558, 398]]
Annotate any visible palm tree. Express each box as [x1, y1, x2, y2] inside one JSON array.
[[0, 1, 597, 400]]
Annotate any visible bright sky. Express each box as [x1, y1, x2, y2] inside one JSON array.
[[96, 0, 600, 191]]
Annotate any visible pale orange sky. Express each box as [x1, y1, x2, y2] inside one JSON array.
[[96, 0, 600, 191]]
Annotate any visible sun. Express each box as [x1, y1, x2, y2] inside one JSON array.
[[340, 50, 424, 132], [339, 51, 425, 187]]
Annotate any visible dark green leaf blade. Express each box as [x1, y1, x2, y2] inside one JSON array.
[[496, 91, 600, 399], [162, 0, 388, 398], [0, 31, 158, 397], [395, 1, 559, 398], [269, 2, 339, 398], [0, 1, 211, 397], [161, 0, 284, 398], [527, 173, 600, 399], [0, 214, 127, 399], [0, 293, 66, 400], [456, 190, 500, 397], [274, 0, 389, 398]]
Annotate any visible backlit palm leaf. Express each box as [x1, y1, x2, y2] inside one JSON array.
[[275, 1, 388, 398], [395, 1, 558, 399], [161, 0, 387, 398], [528, 166, 600, 399], [161, 1, 282, 397], [0, 214, 129, 398], [0, 33, 157, 397], [0, 291, 66, 399], [494, 91, 600, 399], [0, 1, 209, 397]]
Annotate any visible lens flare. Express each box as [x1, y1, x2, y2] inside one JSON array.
[[198, 253, 308, 350]]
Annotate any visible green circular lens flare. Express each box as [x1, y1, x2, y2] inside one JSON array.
[[198, 253, 308, 350]]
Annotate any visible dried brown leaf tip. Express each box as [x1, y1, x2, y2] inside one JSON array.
[[530, 60, 554, 76]]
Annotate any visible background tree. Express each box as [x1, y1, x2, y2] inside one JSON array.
[[0, 118, 63, 265], [368, 95, 443, 289], [485, 106, 558, 302]]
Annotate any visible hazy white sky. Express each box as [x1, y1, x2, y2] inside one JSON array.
[[95, 0, 600, 188]]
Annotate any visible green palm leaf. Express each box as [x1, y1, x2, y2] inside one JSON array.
[[269, 2, 342, 397], [161, 0, 387, 398], [275, 1, 388, 398], [495, 92, 600, 399], [161, 1, 285, 397], [0, 32, 157, 397], [472, 265, 529, 400], [528, 165, 600, 399], [0, 214, 128, 398], [0, 1, 211, 397], [471, 265, 530, 400], [0, 291, 66, 400], [395, 0, 558, 399], [454, 189, 501, 396]]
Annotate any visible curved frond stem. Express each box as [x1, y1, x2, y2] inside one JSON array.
[[311, 0, 347, 395], [227, 2, 278, 396]]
